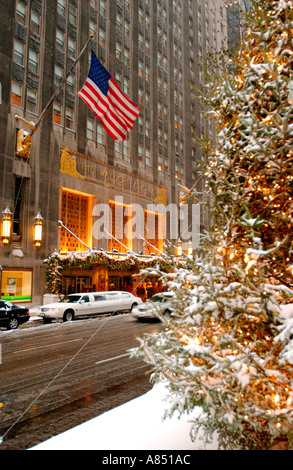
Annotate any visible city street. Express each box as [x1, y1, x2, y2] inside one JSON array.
[[0, 314, 161, 450]]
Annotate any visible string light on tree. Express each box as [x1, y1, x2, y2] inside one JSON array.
[[132, 0, 293, 451]]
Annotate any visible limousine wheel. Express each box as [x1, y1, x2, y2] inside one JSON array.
[[63, 310, 74, 322]]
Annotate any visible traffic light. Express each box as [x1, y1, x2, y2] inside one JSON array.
[[16, 129, 32, 158]]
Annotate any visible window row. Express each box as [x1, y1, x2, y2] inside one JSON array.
[[14, 40, 39, 74], [57, 0, 78, 26], [16, 0, 41, 35], [11, 81, 37, 113]]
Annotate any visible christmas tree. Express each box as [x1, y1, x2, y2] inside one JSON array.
[[132, 0, 293, 450]]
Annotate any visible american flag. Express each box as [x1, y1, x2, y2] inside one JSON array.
[[78, 51, 141, 141]]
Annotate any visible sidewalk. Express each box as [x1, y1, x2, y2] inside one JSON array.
[[30, 382, 218, 450]]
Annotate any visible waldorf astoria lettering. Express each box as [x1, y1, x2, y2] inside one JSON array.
[[60, 147, 166, 204]]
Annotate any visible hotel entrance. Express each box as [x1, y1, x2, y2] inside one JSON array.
[[62, 275, 93, 295], [60, 264, 136, 296], [108, 273, 133, 292]]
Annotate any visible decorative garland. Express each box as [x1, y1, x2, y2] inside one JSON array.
[[44, 249, 186, 294]]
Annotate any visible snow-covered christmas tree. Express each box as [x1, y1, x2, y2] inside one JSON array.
[[132, 0, 293, 450]]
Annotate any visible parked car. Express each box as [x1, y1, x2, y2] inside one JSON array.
[[132, 292, 175, 321], [38, 291, 142, 323], [0, 300, 30, 330]]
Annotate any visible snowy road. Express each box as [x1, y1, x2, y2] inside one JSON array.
[[0, 314, 161, 450]]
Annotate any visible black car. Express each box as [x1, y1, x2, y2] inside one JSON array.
[[0, 300, 30, 330]]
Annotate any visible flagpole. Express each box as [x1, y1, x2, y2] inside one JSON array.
[[33, 35, 94, 132], [58, 220, 92, 252], [16, 35, 94, 136]]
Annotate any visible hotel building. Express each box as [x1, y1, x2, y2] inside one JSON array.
[[0, 0, 228, 305]]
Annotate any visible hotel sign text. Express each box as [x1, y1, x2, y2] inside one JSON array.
[[60, 147, 166, 204]]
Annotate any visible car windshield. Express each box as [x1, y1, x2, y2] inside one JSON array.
[[59, 295, 82, 303], [0, 301, 14, 308], [151, 294, 172, 303]]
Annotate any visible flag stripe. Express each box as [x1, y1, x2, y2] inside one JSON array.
[[79, 90, 126, 140], [108, 93, 136, 130], [109, 79, 141, 118], [109, 88, 140, 130], [78, 79, 128, 139], [79, 79, 133, 139], [78, 51, 141, 141], [107, 95, 134, 132], [79, 90, 125, 140]]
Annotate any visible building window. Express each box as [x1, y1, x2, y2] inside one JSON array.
[[69, 3, 77, 26], [0, 269, 33, 303], [53, 102, 62, 124], [65, 108, 74, 129], [68, 37, 76, 58], [144, 210, 163, 255], [100, 0, 106, 16], [56, 29, 65, 50], [11, 82, 22, 107], [138, 145, 143, 160], [138, 60, 144, 78], [66, 74, 74, 94], [115, 141, 122, 153], [116, 42, 122, 60], [60, 190, 91, 252], [14, 40, 24, 66], [97, 123, 104, 144], [28, 49, 38, 74], [146, 149, 151, 166], [116, 13, 122, 30], [115, 72, 121, 86], [90, 20, 96, 38], [138, 33, 144, 47], [123, 77, 129, 95], [108, 201, 131, 253], [138, 116, 143, 134], [30, 11, 40, 35], [54, 64, 63, 87], [57, 0, 66, 16], [13, 176, 25, 240], [124, 20, 130, 37], [138, 88, 143, 106], [87, 119, 94, 140], [26, 89, 37, 113], [16, 0, 26, 25], [124, 49, 129, 66], [123, 139, 129, 156], [99, 28, 105, 47]]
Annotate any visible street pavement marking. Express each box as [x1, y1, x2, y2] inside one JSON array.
[[95, 353, 129, 366], [13, 338, 83, 354]]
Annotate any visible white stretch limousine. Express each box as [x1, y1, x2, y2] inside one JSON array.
[[38, 291, 142, 323]]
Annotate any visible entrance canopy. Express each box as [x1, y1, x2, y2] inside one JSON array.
[[44, 249, 186, 295]]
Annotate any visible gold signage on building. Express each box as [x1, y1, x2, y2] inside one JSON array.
[[60, 148, 83, 180], [60, 147, 166, 204]]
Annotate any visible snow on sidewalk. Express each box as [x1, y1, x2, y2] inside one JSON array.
[[30, 383, 218, 451]]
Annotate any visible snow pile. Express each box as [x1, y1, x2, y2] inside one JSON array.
[[30, 383, 218, 451]]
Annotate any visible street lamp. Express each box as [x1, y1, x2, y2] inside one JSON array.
[[176, 239, 182, 257], [1, 207, 12, 245], [187, 240, 193, 256], [34, 212, 43, 247]]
